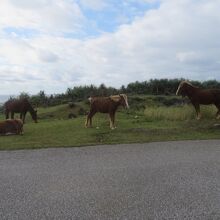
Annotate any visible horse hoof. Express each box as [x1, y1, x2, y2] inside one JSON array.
[[196, 116, 201, 120]]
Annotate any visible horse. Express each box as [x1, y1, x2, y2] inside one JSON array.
[[4, 98, 37, 123], [85, 94, 129, 129], [176, 81, 220, 119], [0, 119, 23, 135]]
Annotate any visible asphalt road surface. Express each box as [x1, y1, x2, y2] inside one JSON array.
[[1, 140, 220, 220]]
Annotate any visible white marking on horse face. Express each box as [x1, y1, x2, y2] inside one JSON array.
[[176, 81, 188, 95], [88, 97, 92, 103], [176, 83, 183, 95]]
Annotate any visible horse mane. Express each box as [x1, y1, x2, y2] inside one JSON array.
[[110, 95, 121, 102], [110, 94, 127, 102], [181, 81, 199, 88], [176, 81, 199, 95], [110, 94, 129, 108]]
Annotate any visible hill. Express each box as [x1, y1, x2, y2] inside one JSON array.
[[0, 95, 220, 150]]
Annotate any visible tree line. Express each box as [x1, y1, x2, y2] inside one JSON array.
[[5, 79, 220, 107]]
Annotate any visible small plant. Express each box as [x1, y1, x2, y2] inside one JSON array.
[[68, 113, 77, 119], [78, 107, 86, 115], [68, 102, 76, 108]]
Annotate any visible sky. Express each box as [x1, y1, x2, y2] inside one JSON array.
[[0, 0, 220, 95]]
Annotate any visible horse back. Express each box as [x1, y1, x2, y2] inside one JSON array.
[[5, 99, 30, 112], [195, 89, 220, 104], [90, 97, 116, 113]]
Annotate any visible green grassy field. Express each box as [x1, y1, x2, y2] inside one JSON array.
[[0, 96, 220, 150]]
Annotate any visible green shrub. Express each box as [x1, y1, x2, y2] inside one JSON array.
[[144, 105, 217, 121], [78, 108, 86, 115]]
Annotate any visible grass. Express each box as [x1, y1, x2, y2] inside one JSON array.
[[0, 96, 220, 150], [144, 105, 217, 121]]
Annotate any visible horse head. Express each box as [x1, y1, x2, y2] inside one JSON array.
[[32, 110, 38, 123], [119, 94, 129, 109], [176, 81, 193, 97]]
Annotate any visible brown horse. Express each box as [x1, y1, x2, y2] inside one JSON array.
[[0, 119, 23, 135], [176, 81, 220, 119], [85, 94, 129, 129], [4, 98, 37, 123]]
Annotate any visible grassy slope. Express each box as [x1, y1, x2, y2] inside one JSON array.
[[0, 96, 220, 150]]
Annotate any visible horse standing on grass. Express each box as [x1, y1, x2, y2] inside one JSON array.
[[176, 81, 220, 120], [85, 94, 129, 129], [4, 98, 37, 123]]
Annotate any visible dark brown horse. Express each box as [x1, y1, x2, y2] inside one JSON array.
[[176, 81, 220, 119], [85, 94, 129, 129], [4, 98, 37, 123]]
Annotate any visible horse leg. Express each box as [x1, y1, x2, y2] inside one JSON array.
[[215, 104, 220, 119], [85, 111, 96, 128], [193, 103, 201, 120], [109, 113, 115, 129], [23, 112, 27, 124], [5, 110, 9, 119], [85, 114, 90, 128], [20, 113, 24, 124], [112, 113, 116, 129], [11, 112, 14, 119]]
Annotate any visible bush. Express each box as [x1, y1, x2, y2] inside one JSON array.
[[0, 105, 4, 114], [68, 102, 76, 108], [144, 105, 217, 121], [68, 113, 77, 119], [78, 108, 86, 115]]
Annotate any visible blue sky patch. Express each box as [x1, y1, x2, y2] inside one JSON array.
[[78, 0, 160, 38], [58, 1, 160, 40], [3, 27, 40, 38], [2, 1, 160, 40]]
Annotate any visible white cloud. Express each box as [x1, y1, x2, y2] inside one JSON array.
[[176, 51, 203, 64], [0, 0, 84, 34], [1, 0, 220, 94], [37, 49, 59, 63]]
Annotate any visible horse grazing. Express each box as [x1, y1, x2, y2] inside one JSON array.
[[5, 98, 37, 123], [85, 94, 129, 129], [176, 81, 220, 119], [0, 119, 23, 135]]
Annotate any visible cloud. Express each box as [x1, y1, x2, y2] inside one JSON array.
[[0, 0, 84, 34], [79, 0, 107, 11], [37, 49, 59, 63], [1, 0, 220, 95]]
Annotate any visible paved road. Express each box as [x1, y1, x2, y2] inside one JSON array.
[[1, 140, 220, 219]]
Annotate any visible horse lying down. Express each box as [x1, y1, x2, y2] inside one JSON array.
[[0, 119, 23, 136], [85, 94, 129, 129]]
